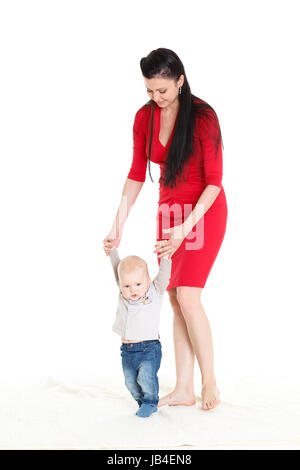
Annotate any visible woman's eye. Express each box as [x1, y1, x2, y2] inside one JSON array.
[[137, 283, 141, 286]]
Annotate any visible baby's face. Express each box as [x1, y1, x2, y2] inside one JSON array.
[[119, 267, 151, 300]]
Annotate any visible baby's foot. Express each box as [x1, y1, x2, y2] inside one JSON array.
[[136, 403, 158, 418], [201, 383, 221, 410], [158, 390, 196, 408]]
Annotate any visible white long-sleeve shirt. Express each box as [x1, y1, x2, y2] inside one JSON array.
[[109, 247, 172, 341]]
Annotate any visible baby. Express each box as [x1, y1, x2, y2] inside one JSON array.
[[108, 241, 172, 418]]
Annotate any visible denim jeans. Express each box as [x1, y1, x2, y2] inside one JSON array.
[[120, 340, 162, 408]]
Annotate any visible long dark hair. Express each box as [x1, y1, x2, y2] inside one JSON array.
[[140, 47, 223, 189]]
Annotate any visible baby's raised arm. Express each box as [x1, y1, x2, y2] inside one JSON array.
[[109, 247, 121, 285], [153, 256, 172, 295]]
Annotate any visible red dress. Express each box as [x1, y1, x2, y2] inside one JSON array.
[[127, 99, 228, 289]]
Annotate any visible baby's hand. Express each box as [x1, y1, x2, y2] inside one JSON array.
[[103, 237, 118, 256]]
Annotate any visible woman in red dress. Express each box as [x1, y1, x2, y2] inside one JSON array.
[[104, 48, 228, 410]]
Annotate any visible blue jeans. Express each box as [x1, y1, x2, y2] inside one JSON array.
[[120, 340, 162, 408]]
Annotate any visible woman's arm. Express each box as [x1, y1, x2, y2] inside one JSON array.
[[108, 178, 144, 239], [108, 107, 148, 240], [181, 108, 223, 237], [103, 178, 144, 255], [180, 185, 221, 238]]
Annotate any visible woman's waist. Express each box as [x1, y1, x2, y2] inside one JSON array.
[[157, 185, 226, 221], [158, 183, 226, 205], [159, 181, 205, 203]]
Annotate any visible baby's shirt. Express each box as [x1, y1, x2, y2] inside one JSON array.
[[109, 247, 172, 341]]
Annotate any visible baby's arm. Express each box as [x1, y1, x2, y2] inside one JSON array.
[[109, 247, 121, 285], [153, 252, 172, 295]]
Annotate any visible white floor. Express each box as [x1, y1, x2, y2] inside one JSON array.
[[1, 375, 300, 450]]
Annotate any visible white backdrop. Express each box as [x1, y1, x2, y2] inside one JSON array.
[[1, 0, 300, 449]]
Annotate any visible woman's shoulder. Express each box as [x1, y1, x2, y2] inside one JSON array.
[[192, 97, 221, 138], [132, 102, 153, 136], [193, 97, 207, 105], [192, 97, 217, 117], [134, 102, 153, 122]]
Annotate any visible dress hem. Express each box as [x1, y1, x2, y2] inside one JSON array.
[[166, 283, 205, 290]]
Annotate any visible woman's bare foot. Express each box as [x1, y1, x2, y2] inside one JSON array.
[[158, 390, 196, 408], [201, 382, 221, 410]]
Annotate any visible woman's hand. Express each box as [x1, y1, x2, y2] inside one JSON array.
[[103, 232, 121, 256], [154, 224, 186, 259]]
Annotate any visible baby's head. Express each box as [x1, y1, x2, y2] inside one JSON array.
[[118, 255, 151, 300]]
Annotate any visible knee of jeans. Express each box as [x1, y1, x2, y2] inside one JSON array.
[[137, 364, 156, 384], [124, 375, 137, 388]]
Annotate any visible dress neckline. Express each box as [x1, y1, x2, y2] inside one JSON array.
[[155, 103, 179, 149]]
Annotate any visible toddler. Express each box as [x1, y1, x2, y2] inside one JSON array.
[[108, 241, 172, 418]]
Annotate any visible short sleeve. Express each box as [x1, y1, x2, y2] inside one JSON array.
[[127, 107, 148, 182], [199, 109, 223, 188]]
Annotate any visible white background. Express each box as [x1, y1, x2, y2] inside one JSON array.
[[0, 0, 300, 448]]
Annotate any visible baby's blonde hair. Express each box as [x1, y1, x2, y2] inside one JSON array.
[[118, 255, 149, 281]]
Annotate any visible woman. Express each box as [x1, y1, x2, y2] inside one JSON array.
[[103, 48, 228, 410]]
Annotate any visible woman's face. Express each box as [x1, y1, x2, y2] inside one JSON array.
[[144, 75, 184, 108]]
